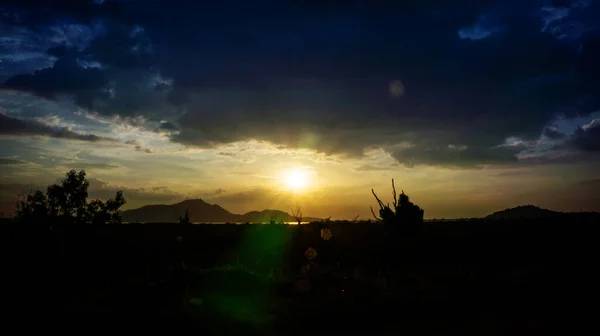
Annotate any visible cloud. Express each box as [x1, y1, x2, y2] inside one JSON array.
[[543, 126, 567, 140], [568, 119, 600, 151], [209, 188, 281, 210], [57, 162, 119, 170], [517, 150, 599, 165], [389, 142, 528, 168], [2, 1, 600, 168], [3, 56, 110, 107], [80, 24, 153, 69], [157, 121, 178, 132], [217, 152, 236, 157], [134, 145, 152, 153], [352, 163, 399, 172], [213, 188, 226, 196], [86, 177, 185, 208], [1, 5, 171, 122], [0, 157, 27, 165], [537, 1, 600, 41], [0, 112, 116, 142], [458, 23, 500, 40]]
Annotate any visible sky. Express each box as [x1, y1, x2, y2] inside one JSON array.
[[0, 0, 599, 219]]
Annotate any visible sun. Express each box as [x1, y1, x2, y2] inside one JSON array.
[[283, 169, 310, 191]]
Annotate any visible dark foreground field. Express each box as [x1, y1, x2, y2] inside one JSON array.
[[1, 214, 598, 335]]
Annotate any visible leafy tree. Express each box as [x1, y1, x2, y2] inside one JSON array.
[[87, 199, 109, 225], [370, 179, 424, 229], [87, 191, 126, 225], [16, 190, 49, 223], [15, 170, 125, 224]]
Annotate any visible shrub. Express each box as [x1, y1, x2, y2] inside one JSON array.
[[177, 209, 192, 225], [370, 179, 424, 230]]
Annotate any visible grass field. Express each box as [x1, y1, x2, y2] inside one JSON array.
[[1, 214, 597, 334]]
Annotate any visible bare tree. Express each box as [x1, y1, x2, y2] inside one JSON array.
[[291, 204, 303, 225], [352, 214, 360, 223], [268, 212, 279, 224]]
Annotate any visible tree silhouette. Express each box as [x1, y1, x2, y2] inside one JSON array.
[[177, 209, 192, 225], [16, 169, 126, 224], [371, 179, 424, 230], [16, 190, 49, 223], [292, 204, 303, 225], [87, 190, 127, 225]]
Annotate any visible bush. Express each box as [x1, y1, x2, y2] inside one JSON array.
[[370, 179, 424, 230], [177, 209, 192, 225]]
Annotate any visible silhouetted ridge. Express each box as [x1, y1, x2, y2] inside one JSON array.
[[239, 209, 320, 223], [485, 205, 561, 220], [121, 199, 320, 223], [121, 199, 232, 223]]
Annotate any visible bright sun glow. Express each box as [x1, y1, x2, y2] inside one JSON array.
[[283, 169, 310, 191]]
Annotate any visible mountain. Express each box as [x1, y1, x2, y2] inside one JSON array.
[[121, 199, 321, 223], [121, 199, 233, 223], [485, 205, 561, 220]]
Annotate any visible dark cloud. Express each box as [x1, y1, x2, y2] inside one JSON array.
[[0, 112, 115, 142], [568, 119, 600, 151], [0, 158, 27, 165], [2, 3, 163, 117], [87, 69, 178, 119], [80, 24, 154, 69], [3, 57, 109, 107], [352, 163, 399, 172], [161, 1, 599, 164], [544, 126, 567, 140], [518, 150, 600, 165], [59, 162, 119, 170], [134, 145, 152, 153], [2, 0, 600, 166], [389, 143, 529, 168], [46, 45, 79, 59], [0, 0, 124, 26], [123, 140, 152, 153], [157, 121, 178, 133]]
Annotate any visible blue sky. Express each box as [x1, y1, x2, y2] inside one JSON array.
[[1, 0, 599, 218]]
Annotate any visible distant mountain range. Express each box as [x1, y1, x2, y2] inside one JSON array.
[[121, 199, 321, 223], [484, 205, 561, 220]]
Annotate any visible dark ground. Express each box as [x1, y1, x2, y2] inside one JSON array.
[[0, 214, 598, 335]]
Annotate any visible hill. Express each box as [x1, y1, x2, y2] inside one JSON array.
[[121, 199, 321, 223], [120, 199, 233, 223], [485, 205, 561, 220], [239, 209, 321, 223]]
